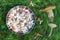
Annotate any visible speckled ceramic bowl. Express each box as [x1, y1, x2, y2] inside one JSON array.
[[6, 6, 35, 34]]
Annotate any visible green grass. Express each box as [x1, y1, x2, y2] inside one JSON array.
[[0, 0, 60, 40]]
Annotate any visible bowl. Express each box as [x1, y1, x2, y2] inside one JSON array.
[[6, 6, 35, 34]]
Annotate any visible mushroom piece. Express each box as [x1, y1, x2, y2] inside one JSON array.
[[48, 23, 57, 37], [34, 33, 42, 39], [39, 20, 43, 24], [40, 4, 56, 22], [29, 1, 34, 6], [37, 18, 43, 24]]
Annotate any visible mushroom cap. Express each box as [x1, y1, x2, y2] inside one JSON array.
[[40, 4, 56, 12], [48, 23, 57, 28]]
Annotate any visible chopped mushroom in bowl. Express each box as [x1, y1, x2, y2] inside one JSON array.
[[6, 6, 35, 34]]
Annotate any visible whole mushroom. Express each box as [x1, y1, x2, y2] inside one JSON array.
[[40, 4, 56, 22], [48, 23, 57, 37]]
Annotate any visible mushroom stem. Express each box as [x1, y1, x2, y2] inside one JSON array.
[[46, 10, 54, 22], [48, 28, 53, 37]]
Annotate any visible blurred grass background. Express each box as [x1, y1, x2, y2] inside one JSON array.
[[0, 0, 60, 40]]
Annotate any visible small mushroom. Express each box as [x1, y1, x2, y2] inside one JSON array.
[[37, 18, 40, 21], [37, 18, 43, 24], [34, 33, 42, 39], [29, 1, 36, 7], [40, 4, 56, 22], [39, 20, 43, 24], [48, 23, 57, 37], [29, 1, 34, 6]]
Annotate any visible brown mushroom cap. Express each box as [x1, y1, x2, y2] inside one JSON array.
[[40, 5, 56, 12]]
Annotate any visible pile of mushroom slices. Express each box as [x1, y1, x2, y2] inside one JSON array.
[[6, 6, 35, 34]]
